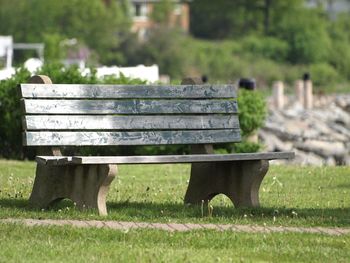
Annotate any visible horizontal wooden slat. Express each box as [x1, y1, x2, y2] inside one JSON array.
[[24, 115, 239, 130], [20, 84, 236, 99], [23, 129, 241, 146], [36, 152, 295, 165], [22, 99, 238, 115]]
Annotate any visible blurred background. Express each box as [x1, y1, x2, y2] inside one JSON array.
[[0, 0, 349, 89]]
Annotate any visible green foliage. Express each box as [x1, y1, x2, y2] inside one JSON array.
[[232, 141, 261, 153], [38, 63, 98, 84], [0, 68, 31, 158], [224, 89, 267, 153], [237, 89, 267, 137], [328, 41, 350, 81], [190, 0, 304, 38], [241, 36, 289, 62], [0, 0, 130, 64], [151, 0, 174, 25], [43, 33, 66, 62], [120, 28, 189, 78], [273, 9, 331, 64], [309, 63, 341, 87]]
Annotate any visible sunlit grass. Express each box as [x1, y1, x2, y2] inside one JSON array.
[[0, 160, 349, 262], [0, 160, 349, 227]]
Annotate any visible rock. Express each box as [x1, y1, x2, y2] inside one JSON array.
[[325, 157, 336, 166], [294, 140, 347, 158], [259, 130, 293, 152], [343, 155, 350, 165], [330, 104, 350, 127], [291, 150, 324, 166], [335, 95, 350, 112], [331, 123, 350, 138], [262, 94, 350, 166]]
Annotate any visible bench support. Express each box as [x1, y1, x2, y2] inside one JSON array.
[[29, 164, 117, 215], [185, 160, 269, 207]]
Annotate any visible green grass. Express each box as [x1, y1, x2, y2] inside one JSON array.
[[0, 223, 349, 263], [0, 160, 349, 227], [0, 160, 349, 262]]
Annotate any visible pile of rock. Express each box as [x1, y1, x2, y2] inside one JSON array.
[[259, 95, 350, 166]]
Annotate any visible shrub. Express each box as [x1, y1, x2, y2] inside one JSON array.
[[274, 9, 331, 64], [309, 63, 341, 87], [241, 36, 289, 62], [234, 89, 266, 153], [0, 68, 31, 158], [237, 89, 267, 138], [328, 41, 350, 81]]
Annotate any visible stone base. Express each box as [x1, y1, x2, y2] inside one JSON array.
[[185, 160, 269, 207], [29, 164, 117, 215]]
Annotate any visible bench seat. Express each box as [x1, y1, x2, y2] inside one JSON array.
[[36, 152, 294, 165]]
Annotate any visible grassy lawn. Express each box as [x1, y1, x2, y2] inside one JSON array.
[[0, 160, 349, 227], [0, 223, 349, 263], [0, 160, 349, 262]]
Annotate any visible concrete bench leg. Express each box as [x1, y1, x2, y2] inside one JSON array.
[[185, 160, 269, 208], [29, 164, 117, 215]]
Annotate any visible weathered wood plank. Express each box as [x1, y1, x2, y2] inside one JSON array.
[[35, 152, 295, 165], [24, 115, 239, 130], [23, 129, 241, 146], [22, 99, 238, 114], [20, 84, 236, 99]]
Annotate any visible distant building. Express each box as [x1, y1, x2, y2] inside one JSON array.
[[305, 0, 350, 18], [129, 0, 190, 39]]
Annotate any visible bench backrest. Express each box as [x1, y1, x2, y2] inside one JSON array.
[[20, 82, 241, 147]]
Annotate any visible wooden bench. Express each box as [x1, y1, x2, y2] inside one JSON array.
[[20, 75, 294, 215]]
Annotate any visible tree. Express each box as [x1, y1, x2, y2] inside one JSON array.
[[189, 0, 303, 39], [273, 8, 331, 64], [151, 0, 174, 26], [0, 0, 131, 64]]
